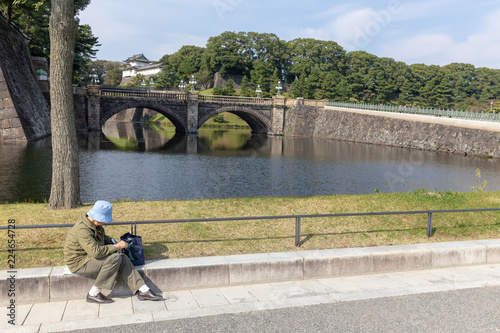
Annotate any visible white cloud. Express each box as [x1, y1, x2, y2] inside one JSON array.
[[382, 33, 455, 61], [312, 3, 359, 19], [380, 9, 500, 68], [303, 8, 376, 47], [392, 0, 456, 22]]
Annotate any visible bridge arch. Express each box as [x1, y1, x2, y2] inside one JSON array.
[[99, 99, 188, 132], [198, 105, 272, 134]]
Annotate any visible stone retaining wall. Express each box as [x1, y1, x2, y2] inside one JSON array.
[[0, 18, 51, 142], [285, 106, 500, 158]]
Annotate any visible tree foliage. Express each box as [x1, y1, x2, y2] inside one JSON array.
[[187, 31, 500, 107], [2, 0, 98, 84]]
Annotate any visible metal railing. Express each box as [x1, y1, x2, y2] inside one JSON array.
[[2, 208, 499, 247], [199, 94, 273, 105], [327, 101, 500, 122], [100, 88, 187, 100]]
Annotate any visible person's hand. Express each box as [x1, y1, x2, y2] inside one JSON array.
[[114, 240, 129, 251]]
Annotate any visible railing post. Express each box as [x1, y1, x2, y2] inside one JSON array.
[[295, 217, 301, 246], [427, 212, 433, 237]]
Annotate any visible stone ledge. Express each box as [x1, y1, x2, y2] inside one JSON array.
[[476, 239, 500, 263], [145, 256, 229, 292], [424, 240, 487, 267], [1, 239, 499, 305], [227, 252, 303, 285], [300, 248, 370, 278]]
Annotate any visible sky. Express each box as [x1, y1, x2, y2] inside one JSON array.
[[78, 0, 500, 69]]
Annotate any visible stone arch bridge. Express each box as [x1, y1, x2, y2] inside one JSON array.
[[75, 86, 326, 135]]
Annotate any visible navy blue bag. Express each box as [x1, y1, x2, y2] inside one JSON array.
[[120, 232, 145, 266]]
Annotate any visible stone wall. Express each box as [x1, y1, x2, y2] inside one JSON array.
[[285, 106, 500, 158], [0, 18, 51, 142], [0, 67, 24, 140]]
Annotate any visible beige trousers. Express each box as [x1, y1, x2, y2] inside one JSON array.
[[75, 252, 145, 292]]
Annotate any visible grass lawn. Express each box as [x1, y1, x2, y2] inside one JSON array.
[[1, 190, 499, 269]]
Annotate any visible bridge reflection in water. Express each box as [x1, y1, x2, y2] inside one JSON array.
[[92, 121, 275, 155]]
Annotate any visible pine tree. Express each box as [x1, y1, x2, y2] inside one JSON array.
[[225, 78, 236, 96], [240, 76, 251, 97]]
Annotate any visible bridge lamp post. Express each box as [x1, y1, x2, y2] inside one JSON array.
[[141, 79, 146, 90], [150, 77, 154, 91], [90, 68, 98, 85], [178, 80, 185, 92], [189, 75, 197, 91], [256, 85, 262, 98], [276, 81, 282, 96]]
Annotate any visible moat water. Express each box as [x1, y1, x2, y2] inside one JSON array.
[[1, 121, 499, 203]]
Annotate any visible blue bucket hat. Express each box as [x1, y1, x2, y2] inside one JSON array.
[[87, 200, 113, 223]]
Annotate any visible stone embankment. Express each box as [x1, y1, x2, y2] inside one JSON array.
[[285, 105, 500, 158], [0, 17, 51, 142]]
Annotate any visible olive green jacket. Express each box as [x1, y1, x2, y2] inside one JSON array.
[[64, 213, 116, 272]]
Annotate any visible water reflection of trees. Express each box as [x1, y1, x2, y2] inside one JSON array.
[[198, 129, 252, 151], [99, 122, 264, 153], [0, 140, 52, 202], [101, 121, 175, 151]]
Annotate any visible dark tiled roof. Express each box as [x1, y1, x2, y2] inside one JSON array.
[[124, 53, 150, 63]]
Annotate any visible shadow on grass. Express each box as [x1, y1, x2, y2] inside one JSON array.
[[297, 226, 430, 246], [159, 226, 431, 247], [144, 242, 169, 260]]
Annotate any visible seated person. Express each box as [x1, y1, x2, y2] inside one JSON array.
[[64, 200, 162, 303]]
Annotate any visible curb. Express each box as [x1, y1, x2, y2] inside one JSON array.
[[2, 239, 500, 305]]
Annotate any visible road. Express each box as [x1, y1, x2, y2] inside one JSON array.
[[66, 286, 500, 333]]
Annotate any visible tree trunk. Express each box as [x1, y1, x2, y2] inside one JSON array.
[[6, 2, 13, 25], [48, 0, 81, 209]]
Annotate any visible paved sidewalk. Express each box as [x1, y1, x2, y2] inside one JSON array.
[[3, 263, 499, 333]]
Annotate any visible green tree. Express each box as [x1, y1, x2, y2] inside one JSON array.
[[269, 68, 279, 96], [203, 31, 250, 76], [290, 74, 305, 98], [321, 71, 350, 100], [345, 51, 380, 101], [154, 63, 178, 89], [127, 73, 146, 87], [213, 85, 224, 95], [72, 24, 100, 83], [3, 0, 97, 85], [246, 32, 290, 81], [0, 0, 14, 24], [240, 75, 251, 97], [224, 78, 236, 96], [167, 45, 205, 78], [305, 66, 323, 99], [288, 38, 345, 80], [193, 68, 212, 90], [102, 67, 122, 86], [250, 58, 275, 92], [81, 60, 124, 86]]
